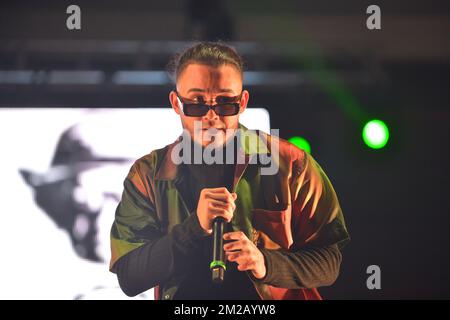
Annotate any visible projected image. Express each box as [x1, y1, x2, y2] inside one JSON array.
[[0, 108, 270, 299], [19, 124, 133, 263]]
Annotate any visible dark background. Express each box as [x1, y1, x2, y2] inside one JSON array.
[[1, 0, 449, 299]]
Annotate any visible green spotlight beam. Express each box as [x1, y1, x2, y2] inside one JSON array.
[[290, 41, 369, 123], [285, 29, 390, 149]]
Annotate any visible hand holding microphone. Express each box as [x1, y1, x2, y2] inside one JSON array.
[[196, 187, 237, 234], [195, 188, 266, 282], [196, 187, 237, 283]]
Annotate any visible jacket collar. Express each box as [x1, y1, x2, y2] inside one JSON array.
[[154, 123, 269, 185]]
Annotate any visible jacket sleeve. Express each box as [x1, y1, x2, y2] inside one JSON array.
[[109, 159, 209, 297], [251, 148, 350, 289], [290, 150, 350, 250], [250, 244, 342, 289]]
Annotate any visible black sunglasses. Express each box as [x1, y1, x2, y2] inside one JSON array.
[[176, 91, 242, 117]]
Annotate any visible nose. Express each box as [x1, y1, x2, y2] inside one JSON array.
[[203, 108, 219, 120]]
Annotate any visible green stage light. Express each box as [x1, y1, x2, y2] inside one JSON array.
[[362, 119, 389, 149], [288, 136, 311, 153]]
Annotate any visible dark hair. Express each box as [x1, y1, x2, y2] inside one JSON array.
[[167, 42, 244, 82]]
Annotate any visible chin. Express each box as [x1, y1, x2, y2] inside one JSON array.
[[194, 131, 224, 147], [197, 140, 220, 148]]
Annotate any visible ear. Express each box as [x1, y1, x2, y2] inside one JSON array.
[[169, 90, 181, 115], [239, 89, 249, 114]]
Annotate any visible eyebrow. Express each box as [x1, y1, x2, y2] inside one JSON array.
[[187, 88, 236, 94]]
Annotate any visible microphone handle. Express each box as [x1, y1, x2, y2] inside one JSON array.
[[211, 216, 226, 284]]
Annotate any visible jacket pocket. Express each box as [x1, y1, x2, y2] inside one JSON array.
[[251, 207, 293, 250]]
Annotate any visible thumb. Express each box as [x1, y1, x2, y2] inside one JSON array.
[[231, 193, 237, 200]]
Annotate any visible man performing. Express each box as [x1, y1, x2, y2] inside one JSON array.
[[109, 42, 350, 300]]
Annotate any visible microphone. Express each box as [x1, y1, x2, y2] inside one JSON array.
[[210, 216, 226, 284]]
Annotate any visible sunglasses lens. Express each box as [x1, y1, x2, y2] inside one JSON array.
[[183, 104, 209, 117], [214, 104, 240, 116], [182, 103, 240, 117]]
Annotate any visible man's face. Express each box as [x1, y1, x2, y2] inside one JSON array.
[[169, 63, 249, 147]]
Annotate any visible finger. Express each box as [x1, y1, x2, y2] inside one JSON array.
[[231, 193, 237, 200], [226, 250, 251, 262], [223, 240, 245, 252], [225, 251, 239, 261], [208, 207, 233, 222], [209, 199, 234, 211], [235, 254, 253, 266], [205, 187, 232, 199], [205, 192, 234, 203], [223, 231, 247, 241], [227, 252, 252, 269], [237, 262, 256, 271], [206, 187, 231, 194]]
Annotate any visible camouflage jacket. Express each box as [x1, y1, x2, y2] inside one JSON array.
[[110, 124, 350, 300]]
